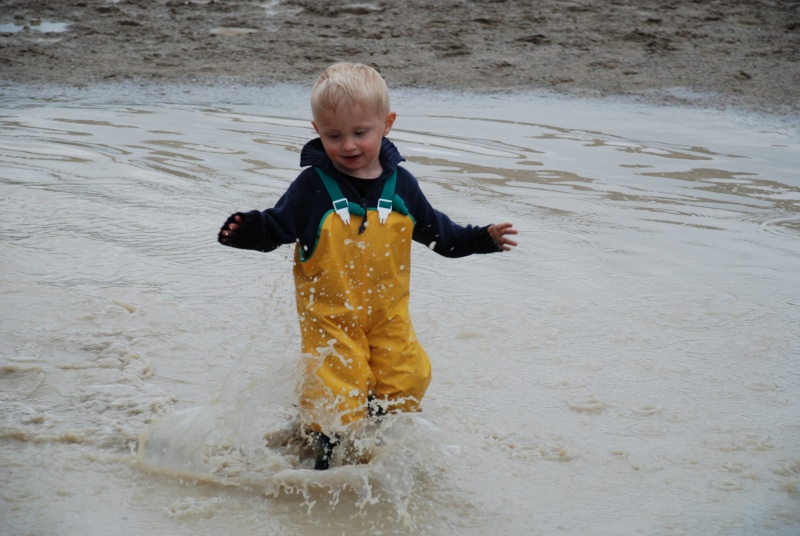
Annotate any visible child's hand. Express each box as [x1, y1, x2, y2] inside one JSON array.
[[488, 222, 518, 252], [218, 211, 275, 252], [218, 213, 243, 246]]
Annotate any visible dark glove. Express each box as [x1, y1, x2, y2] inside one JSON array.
[[218, 211, 265, 251]]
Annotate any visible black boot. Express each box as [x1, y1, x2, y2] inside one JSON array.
[[367, 395, 388, 418], [311, 432, 336, 470]]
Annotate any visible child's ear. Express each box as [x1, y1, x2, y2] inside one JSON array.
[[311, 121, 319, 134], [383, 112, 397, 135]]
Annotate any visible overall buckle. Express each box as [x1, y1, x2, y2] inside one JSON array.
[[333, 198, 350, 225], [377, 198, 393, 224]]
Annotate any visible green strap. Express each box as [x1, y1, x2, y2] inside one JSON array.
[[392, 194, 408, 216], [380, 169, 396, 202], [316, 166, 344, 199], [315, 166, 407, 218], [315, 167, 365, 217], [378, 172, 409, 216]]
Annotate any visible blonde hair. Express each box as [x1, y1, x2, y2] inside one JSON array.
[[311, 63, 390, 120]]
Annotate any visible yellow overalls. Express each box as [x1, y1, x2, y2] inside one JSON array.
[[294, 168, 431, 432]]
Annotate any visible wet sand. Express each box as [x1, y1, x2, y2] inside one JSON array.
[[1, 0, 798, 115]]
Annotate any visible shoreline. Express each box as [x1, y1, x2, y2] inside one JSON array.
[[2, 80, 797, 130], [1, 0, 798, 116]]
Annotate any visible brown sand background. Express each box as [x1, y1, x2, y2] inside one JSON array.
[[1, 0, 799, 115]]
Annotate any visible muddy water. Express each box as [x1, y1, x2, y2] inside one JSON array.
[[1, 84, 798, 535]]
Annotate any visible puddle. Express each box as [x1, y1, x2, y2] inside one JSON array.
[[0, 83, 798, 536], [210, 27, 259, 36], [0, 20, 71, 34]]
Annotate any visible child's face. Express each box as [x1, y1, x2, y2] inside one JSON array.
[[312, 102, 396, 179]]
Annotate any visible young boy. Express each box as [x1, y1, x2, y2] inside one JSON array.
[[218, 63, 517, 469]]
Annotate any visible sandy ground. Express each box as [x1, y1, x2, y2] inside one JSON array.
[[0, 0, 799, 115]]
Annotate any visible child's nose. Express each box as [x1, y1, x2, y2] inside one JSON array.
[[343, 136, 356, 150]]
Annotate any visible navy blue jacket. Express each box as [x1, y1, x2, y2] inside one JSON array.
[[220, 137, 499, 258]]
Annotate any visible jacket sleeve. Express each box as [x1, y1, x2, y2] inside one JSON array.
[[404, 172, 499, 258], [218, 187, 301, 253]]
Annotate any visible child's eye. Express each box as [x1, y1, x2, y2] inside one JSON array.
[[355, 131, 367, 137], [327, 134, 340, 140]]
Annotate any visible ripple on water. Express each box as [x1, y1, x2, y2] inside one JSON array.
[[563, 254, 609, 269], [523, 229, 590, 248], [631, 285, 767, 331], [710, 479, 746, 492], [761, 216, 800, 237], [619, 404, 664, 419], [526, 294, 597, 316], [700, 370, 739, 384], [745, 380, 778, 392], [144, 139, 246, 155], [721, 460, 749, 474], [752, 394, 792, 407], [540, 376, 590, 390], [704, 432, 777, 453], [641, 499, 693, 536], [0, 364, 46, 397], [708, 513, 755, 531], [663, 449, 705, 469], [624, 422, 671, 438], [566, 396, 608, 414], [744, 380, 793, 407], [714, 387, 744, 400], [728, 265, 784, 280], [651, 524, 691, 536]]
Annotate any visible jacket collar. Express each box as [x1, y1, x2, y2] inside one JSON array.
[[299, 137, 406, 181]]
